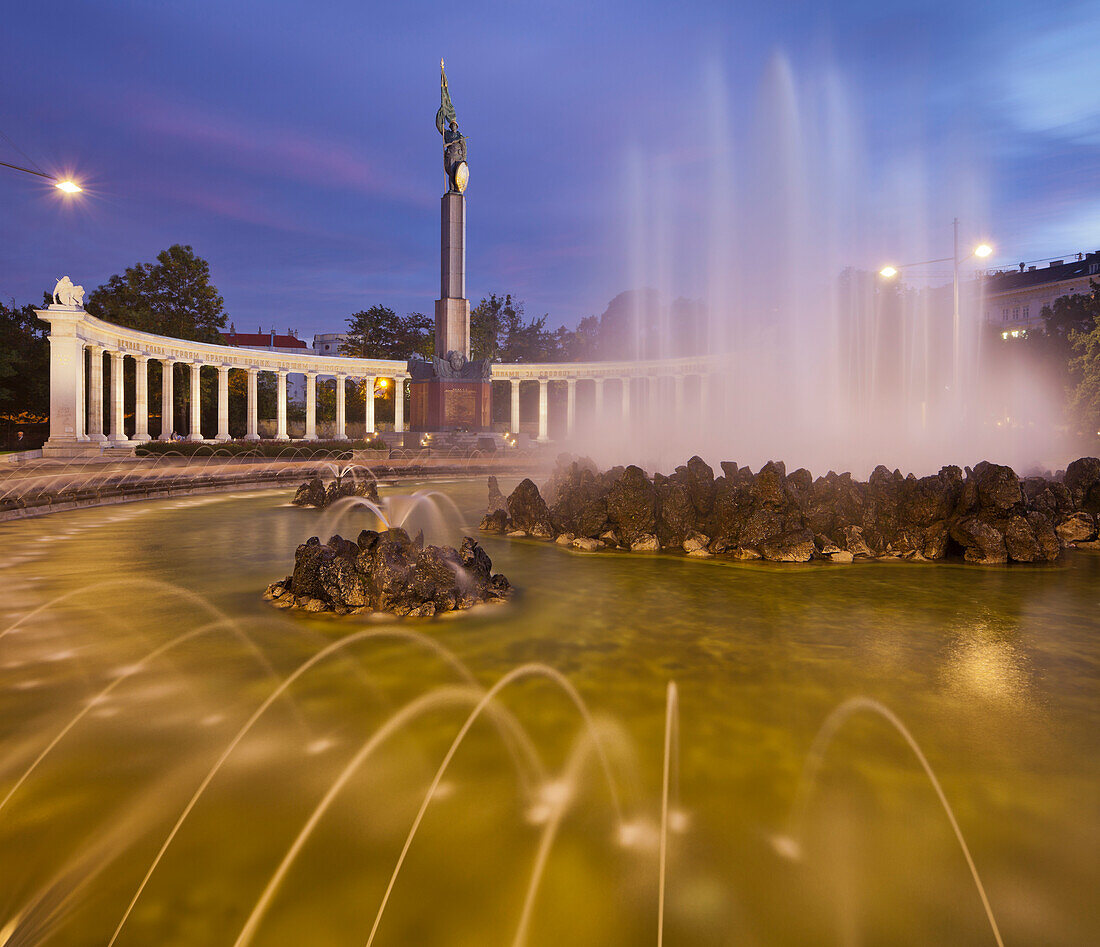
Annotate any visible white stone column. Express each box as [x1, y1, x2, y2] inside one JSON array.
[[76, 343, 87, 441], [87, 345, 106, 443], [36, 308, 88, 448], [159, 358, 175, 440], [594, 377, 604, 417], [537, 378, 549, 442], [215, 366, 230, 442], [304, 372, 318, 441], [364, 375, 376, 434], [188, 362, 203, 441], [648, 375, 660, 421], [699, 374, 709, 418], [133, 355, 151, 442], [674, 375, 685, 419], [245, 368, 260, 441], [334, 373, 348, 440], [510, 378, 520, 432], [566, 378, 577, 435], [393, 377, 405, 433], [275, 371, 289, 441], [621, 377, 631, 420], [109, 351, 130, 445]]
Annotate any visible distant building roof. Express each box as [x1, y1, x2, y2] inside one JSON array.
[[984, 251, 1100, 294], [224, 330, 308, 350]]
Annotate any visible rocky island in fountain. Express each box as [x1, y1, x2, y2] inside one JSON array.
[[266, 529, 511, 616], [291, 473, 379, 508], [481, 456, 1100, 565]]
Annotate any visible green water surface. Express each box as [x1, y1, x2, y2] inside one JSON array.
[[0, 479, 1096, 946]]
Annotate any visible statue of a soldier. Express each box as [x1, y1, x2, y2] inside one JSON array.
[[437, 59, 469, 193]]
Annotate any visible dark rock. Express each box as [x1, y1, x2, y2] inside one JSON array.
[[607, 465, 657, 547], [507, 478, 552, 536], [1056, 512, 1097, 544], [1002, 515, 1042, 563], [950, 517, 1007, 564], [479, 509, 510, 533], [486, 476, 508, 514], [1064, 457, 1100, 513], [759, 528, 816, 562], [273, 528, 511, 615], [292, 477, 327, 508]]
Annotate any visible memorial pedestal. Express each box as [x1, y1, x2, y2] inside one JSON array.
[[410, 377, 491, 432]]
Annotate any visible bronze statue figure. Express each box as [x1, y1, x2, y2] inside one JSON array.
[[437, 59, 468, 193]]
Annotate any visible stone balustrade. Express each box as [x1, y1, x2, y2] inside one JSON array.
[[36, 305, 722, 453]]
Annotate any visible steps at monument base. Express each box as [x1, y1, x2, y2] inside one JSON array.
[[101, 446, 137, 459]]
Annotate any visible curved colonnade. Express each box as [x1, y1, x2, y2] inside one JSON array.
[[37, 306, 720, 451]]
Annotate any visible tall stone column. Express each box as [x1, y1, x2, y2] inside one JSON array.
[[510, 379, 520, 432], [87, 345, 107, 444], [334, 374, 348, 440], [435, 192, 470, 360], [566, 378, 577, 435], [109, 351, 130, 445], [648, 375, 660, 421], [215, 366, 230, 442], [275, 371, 289, 441], [674, 375, 684, 419], [594, 377, 604, 417], [621, 377, 631, 420], [699, 374, 709, 418], [159, 358, 175, 440], [134, 355, 151, 442], [36, 307, 89, 450], [363, 376, 376, 434], [393, 377, 405, 433], [188, 362, 203, 441], [76, 344, 87, 441], [245, 368, 260, 441], [537, 378, 549, 442], [304, 372, 318, 441]]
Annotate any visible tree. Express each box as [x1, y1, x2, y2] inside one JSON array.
[[0, 299, 49, 440], [1065, 280, 1100, 434], [87, 244, 227, 342], [340, 307, 433, 360]]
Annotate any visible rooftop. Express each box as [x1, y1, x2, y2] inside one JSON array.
[[984, 251, 1100, 293]]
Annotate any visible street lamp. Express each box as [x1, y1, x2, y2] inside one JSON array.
[[0, 159, 82, 193], [878, 220, 993, 389]]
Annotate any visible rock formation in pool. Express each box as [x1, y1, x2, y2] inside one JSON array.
[[480, 454, 1100, 565], [291, 474, 379, 508], [266, 529, 512, 615]]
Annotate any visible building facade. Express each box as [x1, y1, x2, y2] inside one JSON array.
[[982, 251, 1100, 339]]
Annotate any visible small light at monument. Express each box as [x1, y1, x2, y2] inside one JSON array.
[[974, 243, 993, 258], [879, 265, 898, 279], [55, 180, 82, 193]]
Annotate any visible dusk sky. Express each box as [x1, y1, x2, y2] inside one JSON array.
[[2, 0, 1098, 339]]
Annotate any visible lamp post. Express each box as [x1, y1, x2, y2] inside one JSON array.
[[879, 222, 992, 390], [0, 159, 82, 193]]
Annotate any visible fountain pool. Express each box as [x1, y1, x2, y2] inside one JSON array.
[[0, 479, 1096, 945]]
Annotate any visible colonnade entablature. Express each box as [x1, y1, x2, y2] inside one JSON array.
[[37, 303, 724, 450]]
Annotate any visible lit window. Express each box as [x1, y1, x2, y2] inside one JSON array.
[[1023, 306, 1029, 319]]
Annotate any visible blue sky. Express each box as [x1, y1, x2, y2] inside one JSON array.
[[2, 0, 1098, 338]]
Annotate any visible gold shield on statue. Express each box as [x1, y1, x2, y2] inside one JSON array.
[[454, 161, 469, 193]]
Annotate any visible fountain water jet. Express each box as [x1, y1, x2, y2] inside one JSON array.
[[105, 629, 549, 947], [362, 662, 627, 947], [776, 696, 1005, 947]]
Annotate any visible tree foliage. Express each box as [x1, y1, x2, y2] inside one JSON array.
[[86, 244, 227, 343], [1065, 280, 1100, 434], [0, 299, 49, 424], [339, 306, 432, 359]]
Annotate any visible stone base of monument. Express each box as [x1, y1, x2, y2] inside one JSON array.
[[410, 378, 492, 432]]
